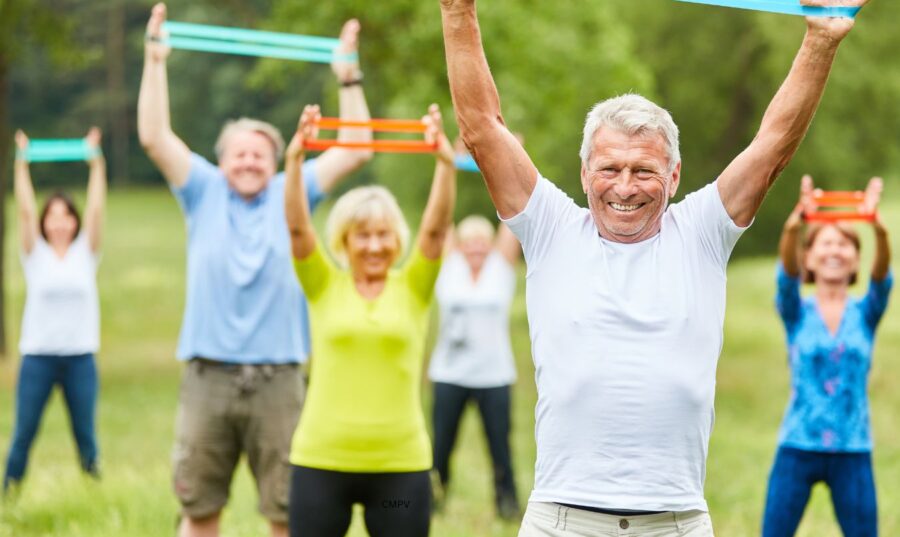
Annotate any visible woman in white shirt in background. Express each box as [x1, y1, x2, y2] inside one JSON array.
[[429, 215, 521, 519], [3, 128, 106, 494]]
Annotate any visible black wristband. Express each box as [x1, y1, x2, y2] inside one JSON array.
[[340, 77, 364, 88]]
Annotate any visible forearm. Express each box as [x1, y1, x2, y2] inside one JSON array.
[[337, 85, 372, 143], [84, 156, 107, 251], [418, 161, 457, 259], [754, 32, 839, 180], [285, 159, 317, 259], [137, 55, 173, 150], [441, 2, 505, 143], [779, 223, 803, 277], [872, 226, 891, 281], [14, 159, 38, 251]]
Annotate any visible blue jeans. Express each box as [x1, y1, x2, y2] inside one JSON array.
[[3, 354, 99, 489], [762, 446, 877, 537]]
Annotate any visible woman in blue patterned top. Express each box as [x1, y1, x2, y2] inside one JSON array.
[[762, 175, 892, 537]]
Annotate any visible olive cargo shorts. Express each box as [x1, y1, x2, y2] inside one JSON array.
[[172, 360, 304, 523]]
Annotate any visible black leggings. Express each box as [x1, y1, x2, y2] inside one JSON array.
[[432, 382, 518, 508], [289, 465, 431, 537]]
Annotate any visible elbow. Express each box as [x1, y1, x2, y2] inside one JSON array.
[[352, 148, 375, 168], [457, 114, 504, 152]]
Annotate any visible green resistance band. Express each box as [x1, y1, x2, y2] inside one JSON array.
[[675, 0, 860, 18], [160, 21, 358, 64], [19, 139, 100, 163]]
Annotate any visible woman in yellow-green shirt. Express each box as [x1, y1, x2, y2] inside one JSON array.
[[284, 104, 456, 537]]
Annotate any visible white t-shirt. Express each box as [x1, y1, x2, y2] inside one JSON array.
[[20, 234, 100, 356], [505, 175, 746, 513], [429, 251, 518, 388]]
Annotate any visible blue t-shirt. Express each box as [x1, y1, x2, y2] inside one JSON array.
[[775, 263, 893, 452], [172, 153, 324, 364]]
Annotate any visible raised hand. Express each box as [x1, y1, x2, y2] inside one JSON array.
[[85, 127, 102, 148], [286, 105, 321, 164], [14, 130, 29, 151], [801, 0, 870, 42], [145, 3, 171, 63], [331, 19, 361, 83], [423, 104, 454, 166], [863, 176, 884, 226], [786, 174, 816, 230]]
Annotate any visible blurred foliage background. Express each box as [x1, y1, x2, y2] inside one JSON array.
[[5, 0, 900, 257]]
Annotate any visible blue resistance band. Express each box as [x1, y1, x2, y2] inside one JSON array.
[[20, 139, 100, 163], [454, 154, 481, 173], [161, 21, 357, 64], [675, 0, 860, 18]]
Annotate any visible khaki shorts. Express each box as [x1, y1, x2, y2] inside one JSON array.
[[518, 502, 715, 537], [172, 360, 305, 523]]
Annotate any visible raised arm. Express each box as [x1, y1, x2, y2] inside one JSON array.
[[863, 177, 891, 281], [495, 223, 521, 266], [717, 0, 869, 227], [285, 106, 321, 261], [13, 131, 39, 254], [440, 0, 536, 218], [312, 19, 374, 193], [779, 175, 815, 277], [82, 127, 107, 253], [137, 2, 192, 187], [417, 105, 457, 260]]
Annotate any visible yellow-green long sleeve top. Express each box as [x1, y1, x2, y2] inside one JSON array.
[[290, 245, 440, 472]]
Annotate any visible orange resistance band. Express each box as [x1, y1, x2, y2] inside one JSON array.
[[304, 118, 438, 153], [803, 191, 876, 223]]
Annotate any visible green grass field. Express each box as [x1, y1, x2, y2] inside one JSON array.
[[1, 187, 899, 537]]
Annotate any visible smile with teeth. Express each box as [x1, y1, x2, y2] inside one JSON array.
[[608, 202, 644, 212]]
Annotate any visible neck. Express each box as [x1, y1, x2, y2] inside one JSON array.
[[49, 241, 70, 257], [815, 280, 848, 302]]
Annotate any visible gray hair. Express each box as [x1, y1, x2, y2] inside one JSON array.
[[215, 118, 286, 162], [325, 185, 410, 268], [579, 94, 680, 172]]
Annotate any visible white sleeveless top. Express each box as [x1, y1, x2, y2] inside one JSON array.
[[20, 234, 100, 356], [428, 251, 517, 388]]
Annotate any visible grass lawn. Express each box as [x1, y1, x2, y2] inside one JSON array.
[[1, 186, 899, 536]]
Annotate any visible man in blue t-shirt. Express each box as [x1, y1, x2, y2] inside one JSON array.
[[138, 4, 373, 536]]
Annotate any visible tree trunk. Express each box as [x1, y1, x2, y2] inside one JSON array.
[[106, 0, 128, 184], [0, 49, 10, 358]]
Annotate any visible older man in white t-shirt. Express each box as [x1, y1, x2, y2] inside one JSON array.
[[440, 0, 870, 535]]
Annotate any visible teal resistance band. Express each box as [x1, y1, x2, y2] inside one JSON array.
[[20, 139, 100, 163], [160, 21, 357, 64], [454, 154, 481, 173], [675, 0, 860, 18]]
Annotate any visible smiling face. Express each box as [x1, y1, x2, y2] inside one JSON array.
[[345, 218, 401, 281], [804, 225, 860, 286], [218, 130, 278, 199], [42, 198, 80, 249], [580, 127, 680, 244]]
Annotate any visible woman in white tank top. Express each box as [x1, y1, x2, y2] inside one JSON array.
[[429, 215, 521, 519], [3, 128, 106, 495]]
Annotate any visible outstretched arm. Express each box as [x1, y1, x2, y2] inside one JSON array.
[[285, 106, 321, 261], [82, 127, 107, 253], [779, 175, 815, 277], [313, 19, 374, 194], [417, 105, 457, 260], [137, 2, 192, 187], [717, 0, 869, 227], [863, 177, 891, 281], [440, 0, 536, 218], [13, 131, 39, 254]]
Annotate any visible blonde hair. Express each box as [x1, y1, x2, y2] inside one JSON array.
[[457, 215, 495, 244], [215, 118, 285, 162], [326, 186, 410, 267]]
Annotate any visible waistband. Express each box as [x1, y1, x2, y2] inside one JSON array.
[[559, 503, 665, 516], [525, 502, 708, 533], [190, 357, 298, 371]]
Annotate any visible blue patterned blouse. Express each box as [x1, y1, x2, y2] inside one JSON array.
[[775, 263, 893, 452]]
